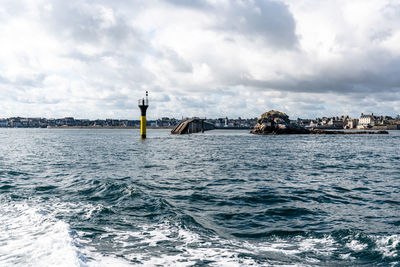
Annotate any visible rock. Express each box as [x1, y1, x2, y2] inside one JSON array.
[[251, 110, 309, 135]]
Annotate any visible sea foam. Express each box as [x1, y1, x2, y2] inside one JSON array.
[[0, 202, 82, 266]]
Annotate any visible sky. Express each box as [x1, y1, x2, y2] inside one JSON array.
[[1, 0, 400, 120]]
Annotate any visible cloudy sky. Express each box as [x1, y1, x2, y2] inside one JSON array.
[[1, 0, 400, 119]]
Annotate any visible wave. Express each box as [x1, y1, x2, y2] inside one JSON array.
[[1, 198, 399, 266], [0, 201, 82, 266]]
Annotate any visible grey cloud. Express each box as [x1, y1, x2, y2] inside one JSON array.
[[382, 3, 400, 18], [164, 0, 298, 49], [151, 94, 171, 102], [222, 1, 298, 48], [212, 88, 239, 97], [0, 1, 28, 19], [370, 92, 400, 103], [100, 98, 133, 110], [208, 0, 298, 49], [176, 96, 213, 109], [370, 30, 392, 42], [0, 73, 47, 89], [42, 2, 103, 43], [0, 74, 9, 84], [164, 0, 210, 9], [242, 75, 399, 95], [34, 2, 161, 98], [239, 54, 400, 95], [161, 49, 193, 73], [64, 51, 100, 62], [16, 74, 47, 88], [291, 103, 326, 112], [40, 1, 146, 48]]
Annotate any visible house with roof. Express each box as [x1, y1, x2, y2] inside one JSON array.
[[359, 113, 376, 128]]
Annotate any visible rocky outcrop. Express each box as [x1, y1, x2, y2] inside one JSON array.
[[251, 110, 389, 135], [250, 110, 309, 135]]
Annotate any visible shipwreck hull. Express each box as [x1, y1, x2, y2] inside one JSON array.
[[171, 119, 214, 134]]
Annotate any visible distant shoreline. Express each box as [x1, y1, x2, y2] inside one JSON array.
[[0, 126, 254, 130], [45, 126, 174, 129], [46, 126, 252, 130]]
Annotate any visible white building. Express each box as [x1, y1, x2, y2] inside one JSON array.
[[359, 113, 376, 127]]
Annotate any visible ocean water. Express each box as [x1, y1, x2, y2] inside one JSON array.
[[0, 128, 399, 266]]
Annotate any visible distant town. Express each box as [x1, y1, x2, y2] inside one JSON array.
[[0, 113, 400, 130], [295, 113, 400, 130], [0, 117, 257, 129]]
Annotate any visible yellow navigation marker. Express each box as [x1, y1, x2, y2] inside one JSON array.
[[138, 91, 149, 138]]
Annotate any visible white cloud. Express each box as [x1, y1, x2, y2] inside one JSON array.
[[0, 0, 399, 120]]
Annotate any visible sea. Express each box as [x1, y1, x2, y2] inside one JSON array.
[[0, 128, 399, 266]]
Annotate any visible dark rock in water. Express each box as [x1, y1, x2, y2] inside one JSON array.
[[251, 110, 389, 135], [250, 110, 310, 135]]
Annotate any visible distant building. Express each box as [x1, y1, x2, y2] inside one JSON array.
[[345, 119, 358, 129], [359, 113, 375, 127], [214, 118, 225, 128], [309, 120, 319, 128], [374, 115, 393, 125], [319, 117, 328, 125], [327, 118, 344, 129], [0, 120, 8, 127], [64, 117, 75, 126]]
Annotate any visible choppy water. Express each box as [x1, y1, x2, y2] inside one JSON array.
[[0, 129, 399, 266]]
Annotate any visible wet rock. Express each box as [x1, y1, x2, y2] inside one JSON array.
[[250, 110, 309, 135]]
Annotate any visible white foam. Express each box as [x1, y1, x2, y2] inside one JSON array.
[[375, 235, 400, 258], [85, 222, 263, 266], [82, 221, 344, 266], [233, 235, 336, 261], [346, 240, 367, 252], [85, 255, 132, 267], [4, 200, 398, 266], [0, 202, 82, 267], [339, 253, 354, 260], [0, 201, 134, 267]]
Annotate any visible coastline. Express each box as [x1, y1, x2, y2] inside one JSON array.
[[45, 126, 175, 129]]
